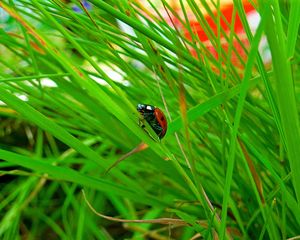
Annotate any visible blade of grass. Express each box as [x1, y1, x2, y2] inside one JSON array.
[[286, 1, 300, 58], [219, 7, 268, 239], [263, 0, 300, 205], [0, 148, 169, 207]]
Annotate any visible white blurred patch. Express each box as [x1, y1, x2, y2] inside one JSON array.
[[117, 20, 137, 38], [90, 64, 130, 87], [247, 10, 260, 33], [247, 10, 271, 64], [90, 74, 109, 86], [39, 78, 58, 88], [15, 93, 28, 102], [104, 65, 124, 82]]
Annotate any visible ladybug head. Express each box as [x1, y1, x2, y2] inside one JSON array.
[[137, 103, 145, 112], [137, 104, 155, 113]]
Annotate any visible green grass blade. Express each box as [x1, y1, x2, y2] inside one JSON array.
[[264, 0, 300, 205]]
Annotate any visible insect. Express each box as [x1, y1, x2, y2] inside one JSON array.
[[103, 104, 167, 174], [137, 103, 167, 139]]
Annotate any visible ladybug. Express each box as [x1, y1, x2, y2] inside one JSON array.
[[137, 103, 167, 139]]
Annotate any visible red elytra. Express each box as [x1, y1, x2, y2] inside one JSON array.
[[154, 108, 167, 138]]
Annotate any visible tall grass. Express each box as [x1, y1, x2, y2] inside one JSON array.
[[0, 0, 299, 239]]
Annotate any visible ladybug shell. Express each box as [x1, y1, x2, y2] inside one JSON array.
[[137, 104, 167, 139], [153, 108, 167, 138]]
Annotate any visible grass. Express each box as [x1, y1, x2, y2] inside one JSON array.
[[0, 0, 300, 239]]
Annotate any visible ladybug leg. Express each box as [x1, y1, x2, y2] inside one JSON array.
[[138, 118, 145, 128], [150, 122, 163, 137], [138, 118, 158, 141]]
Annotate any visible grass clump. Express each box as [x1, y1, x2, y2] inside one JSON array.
[[0, 0, 299, 239]]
